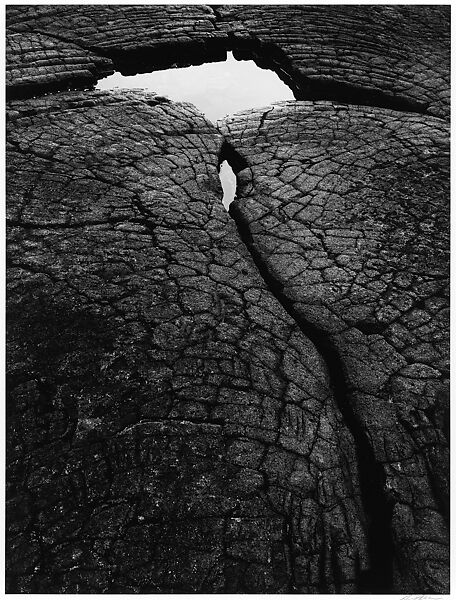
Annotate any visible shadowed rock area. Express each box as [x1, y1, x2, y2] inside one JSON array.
[[6, 5, 449, 595]]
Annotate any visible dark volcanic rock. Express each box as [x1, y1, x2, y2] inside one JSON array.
[[6, 30, 113, 94], [7, 91, 368, 593], [6, 4, 450, 596], [220, 101, 449, 593], [6, 5, 449, 117]]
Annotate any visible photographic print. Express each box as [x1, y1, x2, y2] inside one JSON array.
[[5, 4, 450, 594]]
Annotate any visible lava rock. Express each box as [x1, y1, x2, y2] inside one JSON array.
[[6, 6, 449, 117], [7, 91, 368, 593], [6, 5, 449, 595], [220, 100, 449, 593]]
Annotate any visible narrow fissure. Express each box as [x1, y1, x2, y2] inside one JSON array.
[[221, 143, 395, 593]]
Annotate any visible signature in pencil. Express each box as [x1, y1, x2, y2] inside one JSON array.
[[400, 595, 443, 600]]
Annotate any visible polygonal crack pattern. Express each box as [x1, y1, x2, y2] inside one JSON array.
[[6, 5, 449, 596], [8, 91, 369, 594], [221, 101, 449, 593]]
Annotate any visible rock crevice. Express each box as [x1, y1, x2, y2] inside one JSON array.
[[229, 187, 394, 592], [6, 5, 449, 595]]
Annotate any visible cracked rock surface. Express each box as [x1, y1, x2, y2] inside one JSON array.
[[7, 91, 369, 593], [221, 101, 449, 593], [7, 5, 449, 117], [6, 4, 449, 595]]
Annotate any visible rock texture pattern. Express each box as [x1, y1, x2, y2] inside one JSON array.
[[6, 5, 449, 595], [7, 5, 449, 117], [7, 91, 371, 594], [221, 101, 449, 593]]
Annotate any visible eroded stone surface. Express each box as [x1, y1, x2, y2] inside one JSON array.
[[7, 91, 368, 593], [6, 5, 450, 595], [6, 5, 449, 118], [6, 30, 113, 93], [220, 101, 449, 593]]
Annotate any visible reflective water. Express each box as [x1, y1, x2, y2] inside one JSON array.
[[96, 51, 294, 122]]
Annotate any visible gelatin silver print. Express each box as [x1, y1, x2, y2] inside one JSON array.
[[6, 4, 449, 594]]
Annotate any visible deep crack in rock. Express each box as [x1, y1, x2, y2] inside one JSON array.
[[227, 165, 394, 592], [6, 5, 449, 595], [220, 100, 449, 593]]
